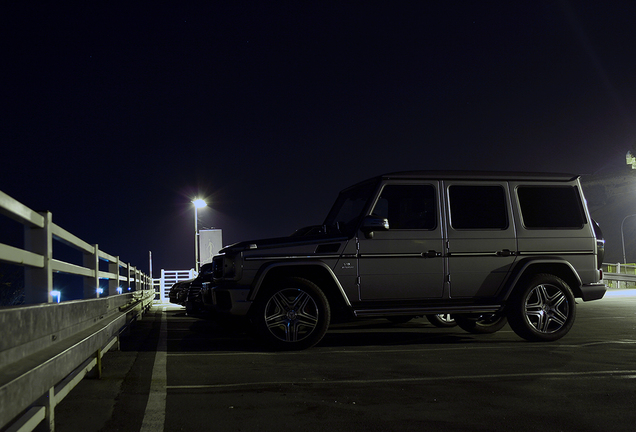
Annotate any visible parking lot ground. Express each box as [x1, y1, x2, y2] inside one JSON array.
[[55, 291, 636, 432]]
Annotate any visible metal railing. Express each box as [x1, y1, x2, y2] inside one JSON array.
[[0, 190, 152, 303], [0, 189, 155, 431], [602, 262, 636, 288]]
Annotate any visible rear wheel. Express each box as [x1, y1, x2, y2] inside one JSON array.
[[507, 274, 575, 342], [252, 277, 331, 350], [454, 313, 507, 334]]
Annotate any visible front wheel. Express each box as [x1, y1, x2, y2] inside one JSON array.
[[252, 277, 331, 350], [507, 274, 576, 342]]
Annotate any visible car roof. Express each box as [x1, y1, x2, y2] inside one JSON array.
[[338, 171, 580, 194], [378, 170, 579, 182]]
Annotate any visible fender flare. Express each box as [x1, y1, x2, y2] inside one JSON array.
[[501, 257, 583, 300], [249, 260, 352, 307]]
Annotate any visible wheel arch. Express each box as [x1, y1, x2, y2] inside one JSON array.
[[503, 258, 583, 300], [250, 262, 353, 321]]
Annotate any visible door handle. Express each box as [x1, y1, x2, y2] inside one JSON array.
[[424, 250, 439, 258], [497, 249, 515, 257]]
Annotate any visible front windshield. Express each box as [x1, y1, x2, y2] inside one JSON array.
[[323, 180, 378, 236]]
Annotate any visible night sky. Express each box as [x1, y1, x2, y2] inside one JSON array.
[[2, 1, 636, 276]]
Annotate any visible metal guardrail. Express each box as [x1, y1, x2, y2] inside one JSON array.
[[602, 263, 636, 288], [0, 189, 156, 431], [0, 290, 155, 431]]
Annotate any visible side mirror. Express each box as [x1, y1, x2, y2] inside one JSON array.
[[360, 215, 389, 239]]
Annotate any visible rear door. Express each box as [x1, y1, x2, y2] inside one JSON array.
[[444, 181, 517, 298]]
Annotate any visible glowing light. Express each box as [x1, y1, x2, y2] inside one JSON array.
[[117, 287, 123, 294], [51, 290, 61, 303], [192, 198, 207, 209]]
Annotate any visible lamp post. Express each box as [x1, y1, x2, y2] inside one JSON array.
[[621, 213, 636, 264], [192, 198, 207, 273]]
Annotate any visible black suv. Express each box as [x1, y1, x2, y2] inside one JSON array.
[[202, 171, 606, 350]]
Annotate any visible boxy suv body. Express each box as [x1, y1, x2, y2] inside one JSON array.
[[202, 171, 606, 350]]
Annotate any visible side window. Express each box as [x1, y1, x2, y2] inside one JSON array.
[[517, 186, 585, 228], [449, 185, 508, 229], [372, 185, 437, 230]]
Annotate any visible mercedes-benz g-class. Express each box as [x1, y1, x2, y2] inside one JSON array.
[[202, 171, 606, 350]]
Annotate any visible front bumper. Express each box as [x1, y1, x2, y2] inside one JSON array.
[[201, 283, 252, 315]]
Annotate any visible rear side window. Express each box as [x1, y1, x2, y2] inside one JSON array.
[[517, 186, 586, 228], [449, 185, 508, 229]]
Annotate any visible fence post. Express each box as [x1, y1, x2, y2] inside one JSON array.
[[33, 387, 55, 431], [159, 269, 165, 302], [126, 264, 132, 291], [108, 256, 120, 296], [129, 265, 136, 291], [83, 244, 99, 298], [24, 211, 53, 304]]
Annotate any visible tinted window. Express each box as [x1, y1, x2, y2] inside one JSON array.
[[449, 185, 508, 229], [372, 184, 437, 230], [324, 181, 377, 235], [518, 186, 585, 228]]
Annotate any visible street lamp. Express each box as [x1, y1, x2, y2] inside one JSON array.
[[621, 213, 636, 264], [192, 198, 207, 272]]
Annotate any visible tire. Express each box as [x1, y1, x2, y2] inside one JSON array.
[[454, 313, 507, 334], [507, 274, 576, 342], [252, 277, 331, 350], [426, 314, 457, 328]]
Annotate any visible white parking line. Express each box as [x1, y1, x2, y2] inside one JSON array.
[[140, 307, 168, 432], [166, 369, 636, 390], [166, 338, 636, 357]]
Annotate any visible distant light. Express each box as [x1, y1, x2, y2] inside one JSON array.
[[192, 198, 207, 209], [97, 288, 104, 295], [51, 290, 61, 303], [117, 287, 123, 294]]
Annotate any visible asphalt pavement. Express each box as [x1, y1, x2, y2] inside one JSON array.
[[54, 290, 636, 432]]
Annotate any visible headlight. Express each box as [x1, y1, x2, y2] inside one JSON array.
[[213, 255, 237, 279]]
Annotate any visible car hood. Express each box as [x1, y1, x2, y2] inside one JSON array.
[[219, 231, 348, 254]]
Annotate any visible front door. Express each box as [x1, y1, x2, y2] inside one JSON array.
[[357, 181, 445, 300]]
